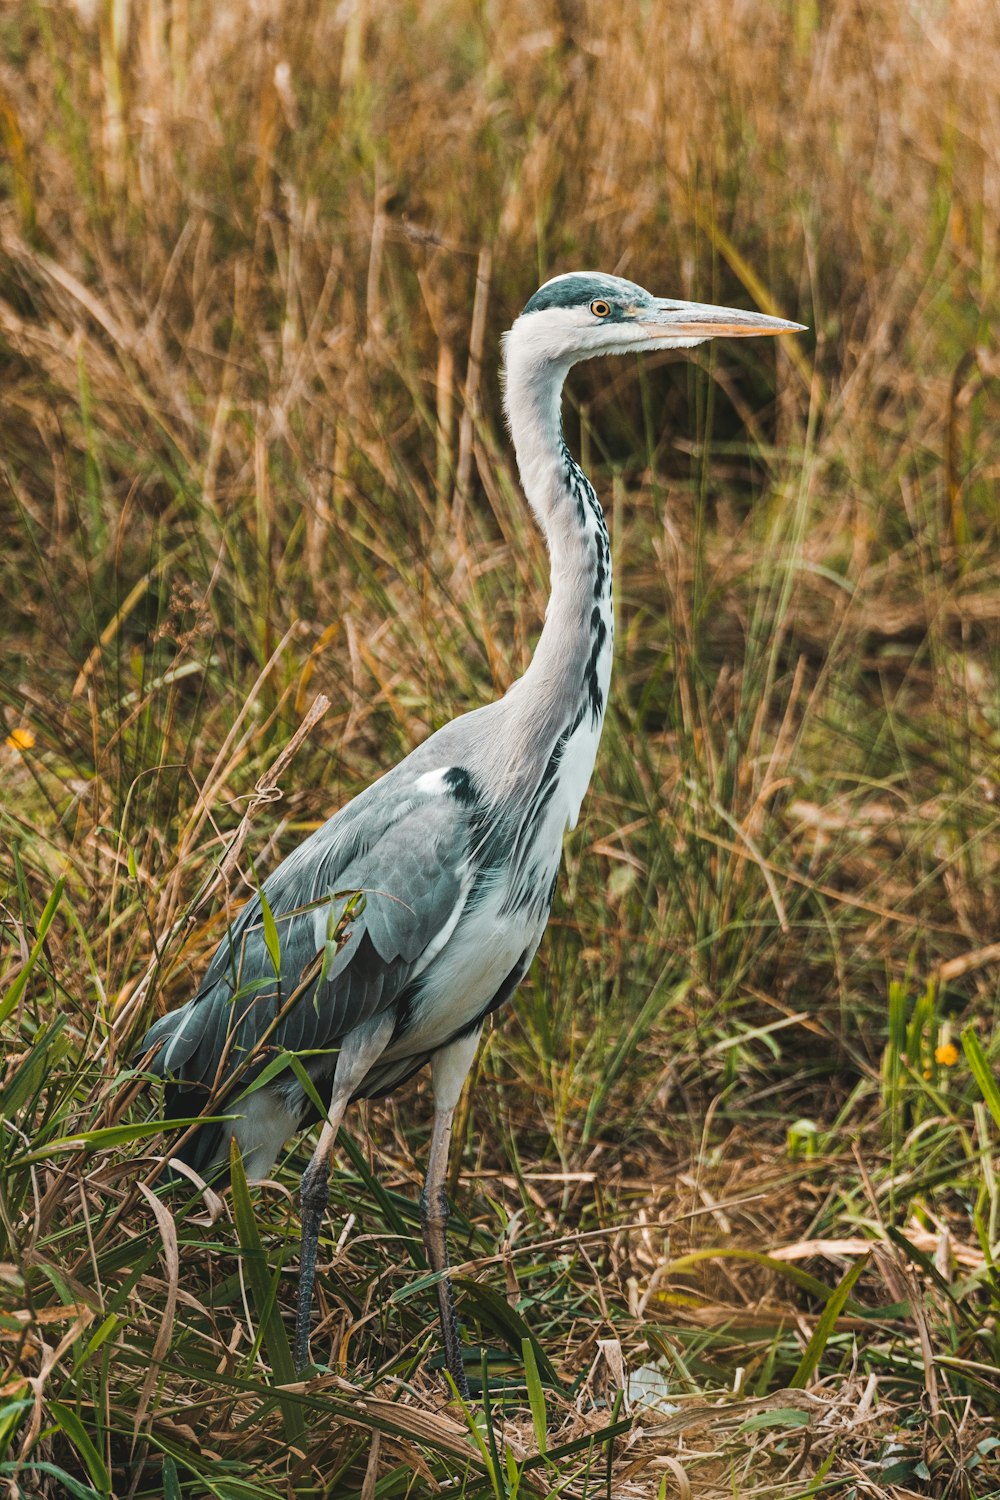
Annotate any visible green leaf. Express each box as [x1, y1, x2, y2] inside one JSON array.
[[162, 1455, 182, 1500], [454, 1277, 560, 1386], [0, 1460, 100, 1499], [0, 1015, 66, 1115], [258, 889, 281, 978], [0, 875, 65, 1026], [878, 1458, 920, 1482], [583, 979, 690, 1143], [521, 1417, 633, 1470], [739, 1407, 812, 1432], [453, 1389, 497, 1485], [0, 1399, 31, 1461], [209, 1482, 288, 1500], [320, 890, 365, 982], [286, 1051, 332, 1119], [9, 1117, 223, 1166], [48, 1400, 111, 1496], [884, 1224, 976, 1326], [237, 1047, 327, 1099], [81, 1315, 120, 1360], [962, 1025, 1000, 1131], [337, 1126, 413, 1239], [661, 1247, 862, 1310], [790, 1256, 868, 1389], [521, 1337, 548, 1456], [479, 1351, 505, 1498]]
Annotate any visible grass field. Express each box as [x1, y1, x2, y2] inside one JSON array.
[[3, 0, 1000, 1494]]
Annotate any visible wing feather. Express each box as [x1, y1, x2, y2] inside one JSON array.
[[142, 790, 471, 1094]]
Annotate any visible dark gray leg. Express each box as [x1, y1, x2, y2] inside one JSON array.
[[420, 1105, 470, 1400], [296, 1152, 331, 1371], [293, 1021, 395, 1372], [295, 1105, 347, 1371]]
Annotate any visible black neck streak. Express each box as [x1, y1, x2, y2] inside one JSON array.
[[559, 439, 613, 728]]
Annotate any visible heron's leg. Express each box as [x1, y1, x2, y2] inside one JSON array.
[[296, 1100, 349, 1371], [422, 1027, 482, 1400], [421, 1105, 470, 1399], [295, 1018, 393, 1372]]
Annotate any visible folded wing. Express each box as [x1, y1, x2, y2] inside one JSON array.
[[141, 789, 474, 1122]]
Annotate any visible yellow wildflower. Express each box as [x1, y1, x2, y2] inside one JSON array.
[[5, 726, 35, 752], [934, 1042, 959, 1068]]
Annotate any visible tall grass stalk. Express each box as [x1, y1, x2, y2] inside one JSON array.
[[3, 0, 1000, 1492]]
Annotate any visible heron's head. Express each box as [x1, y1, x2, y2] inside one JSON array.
[[505, 271, 805, 369]]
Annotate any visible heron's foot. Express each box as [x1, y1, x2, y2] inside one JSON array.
[[435, 1263, 471, 1402], [296, 1163, 330, 1372], [420, 1185, 471, 1402]]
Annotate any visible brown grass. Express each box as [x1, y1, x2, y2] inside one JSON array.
[[2, 0, 1000, 1495]]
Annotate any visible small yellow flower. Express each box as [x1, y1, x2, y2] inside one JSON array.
[[5, 726, 35, 752], [935, 1042, 959, 1068]]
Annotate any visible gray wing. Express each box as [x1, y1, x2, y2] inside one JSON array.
[[142, 784, 473, 1093]]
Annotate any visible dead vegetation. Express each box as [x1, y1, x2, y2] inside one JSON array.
[[2, 0, 1000, 1494]]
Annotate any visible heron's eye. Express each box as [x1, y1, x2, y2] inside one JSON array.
[[590, 300, 611, 318]]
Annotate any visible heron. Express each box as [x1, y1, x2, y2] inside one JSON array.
[[140, 271, 804, 1397]]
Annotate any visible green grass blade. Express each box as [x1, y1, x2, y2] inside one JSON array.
[[0, 875, 65, 1025], [661, 1247, 863, 1310], [521, 1337, 547, 1456], [739, 1407, 811, 1432], [0, 1014, 66, 1115], [480, 1350, 506, 1500], [789, 1257, 868, 1389], [47, 1400, 111, 1496], [520, 1417, 633, 1471], [0, 1460, 101, 1499], [228, 1140, 305, 1446], [456, 1278, 560, 1386], [962, 1025, 1000, 1132], [162, 1455, 182, 1500], [10, 1117, 220, 1165], [336, 1126, 413, 1239], [258, 888, 281, 978]]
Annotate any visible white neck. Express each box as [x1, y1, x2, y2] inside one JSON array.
[[500, 320, 614, 765]]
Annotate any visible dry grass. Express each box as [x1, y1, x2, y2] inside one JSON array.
[[2, 0, 1000, 1494]]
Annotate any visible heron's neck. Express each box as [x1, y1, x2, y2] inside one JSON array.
[[502, 343, 613, 744]]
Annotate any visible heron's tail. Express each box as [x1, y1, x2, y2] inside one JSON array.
[[157, 1082, 232, 1186], [137, 996, 233, 1186]]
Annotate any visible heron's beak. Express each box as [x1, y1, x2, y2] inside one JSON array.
[[637, 298, 807, 340]]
